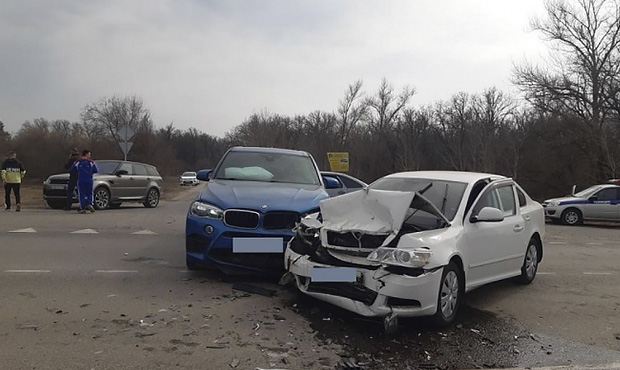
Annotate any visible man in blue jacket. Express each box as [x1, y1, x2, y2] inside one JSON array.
[[73, 150, 98, 213]]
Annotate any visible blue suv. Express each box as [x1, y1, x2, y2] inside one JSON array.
[[185, 147, 337, 274]]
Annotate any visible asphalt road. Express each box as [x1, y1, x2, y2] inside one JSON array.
[[1, 187, 619, 369]]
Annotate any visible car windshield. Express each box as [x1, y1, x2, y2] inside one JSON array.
[[370, 177, 467, 221], [182, 172, 196, 176], [214, 151, 320, 185], [95, 161, 119, 175], [574, 185, 602, 198]]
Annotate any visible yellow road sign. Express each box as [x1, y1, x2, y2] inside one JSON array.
[[327, 152, 349, 172]]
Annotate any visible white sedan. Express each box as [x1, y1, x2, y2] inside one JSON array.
[[284, 171, 544, 331]]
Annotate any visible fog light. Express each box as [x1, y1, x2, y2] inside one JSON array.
[[204, 225, 214, 234]]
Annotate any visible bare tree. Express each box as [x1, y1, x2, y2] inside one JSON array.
[[365, 78, 416, 132], [514, 0, 620, 178], [81, 96, 151, 154], [336, 80, 367, 146]]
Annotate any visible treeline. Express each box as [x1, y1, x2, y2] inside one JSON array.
[[0, 81, 618, 200]]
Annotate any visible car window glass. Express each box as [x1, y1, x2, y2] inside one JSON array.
[[472, 188, 501, 216], [594, 188, 617, 201], [517, 188, 527, 207], [339, 175, 363, 189], [146, 166, 159, 177], [323, 176, 343, 188], [118, 163, 132, 175], [133, 164, 147, 176], [95, 161, 120, 175], [497, 185, 516, 216]]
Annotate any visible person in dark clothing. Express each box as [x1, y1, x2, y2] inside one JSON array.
[[72, 150, 98, 213], [64, 148, 80, 210], [1, 151, 26, 212]]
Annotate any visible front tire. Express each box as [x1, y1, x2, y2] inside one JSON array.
[[93, 187, 111, 210], [561, 208, 582, 225], [144, 188, 160, 208], [432, 262, 463, 327], [516, 241, 539, 284]]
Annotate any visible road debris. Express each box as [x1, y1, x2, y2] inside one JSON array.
[[229, 358, 240, 368]]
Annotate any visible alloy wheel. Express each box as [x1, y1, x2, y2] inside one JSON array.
[[440, 270, 459, 318], [564, 210, 580, 225], [147, 189, 159, 207], [94, 188, 109, 209], [525, 244, 538, 279]]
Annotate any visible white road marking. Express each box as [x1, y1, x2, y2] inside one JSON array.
[[586, 242, 604, 246], [583, 272, 613, 275], [131, 230, 157, 235], [4, 269, 50, 273], [95, 270, 138, 273], [547, 241, 566, 245], [8, 228, 37, 233], [71, 229, 99, 234], [537, 272, 556, 275]]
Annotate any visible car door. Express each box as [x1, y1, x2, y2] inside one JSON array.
[[583, 187, 618, 220], [113, 162, 137, 198], [463, 181, 526, 287], [131, 163, 150, 198]]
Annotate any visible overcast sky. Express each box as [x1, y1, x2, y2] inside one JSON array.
[[0, 0, 548, 136]]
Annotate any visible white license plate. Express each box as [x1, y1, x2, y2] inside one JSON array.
[[49, 184, 66, 190], [232, 237, 283, 253], [310, 267, 357, 282]]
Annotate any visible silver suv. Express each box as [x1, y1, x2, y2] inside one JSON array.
[[43, 160, 163, 210]]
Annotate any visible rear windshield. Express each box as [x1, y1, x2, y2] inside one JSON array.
[[182, 172, 196, 176], [370, 177, 467, 221]]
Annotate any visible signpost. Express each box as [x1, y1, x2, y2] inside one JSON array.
[[117, 125, 135, 161], [327, 152, 350, 172]]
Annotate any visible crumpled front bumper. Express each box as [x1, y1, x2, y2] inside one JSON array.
[[285, 247, 443, 318]]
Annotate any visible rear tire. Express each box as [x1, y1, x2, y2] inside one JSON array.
[[143, 188, 160, 208], [46, 200, 65, 209], [561, 208, 582, 225], [431, 262, 463, 327]]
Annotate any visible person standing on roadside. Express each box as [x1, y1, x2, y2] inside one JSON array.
[[64, 148, 80, 211], [73, 149, 98, 214], [1, 151, 26, 212]]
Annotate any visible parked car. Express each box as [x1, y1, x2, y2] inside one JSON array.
[[542, 183, 620, 225], [179, 171, 200, 186], [321, 171, 367, 197], [284, 171, 544, 330], [185, 146, 340, 274], [43, 160, 163, 210]]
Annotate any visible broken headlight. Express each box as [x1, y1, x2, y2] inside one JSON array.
[[367, 247, 432, 268]]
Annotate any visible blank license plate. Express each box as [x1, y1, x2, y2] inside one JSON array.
[[49, 184, 66, 190], [232, 237, 283, 253], [311, 267, 357, 282]]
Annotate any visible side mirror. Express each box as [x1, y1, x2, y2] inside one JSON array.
[[322, 176, 342, 190], [115, 169, 128, 177], [196, 169, 212, 182], [471, 207, 504, 223]]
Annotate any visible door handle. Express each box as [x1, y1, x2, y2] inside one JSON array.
[[523, 215, 531, 221], [513, 225, 524, 232]]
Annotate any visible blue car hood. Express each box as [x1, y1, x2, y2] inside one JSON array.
[[198, 179, 328, 212]]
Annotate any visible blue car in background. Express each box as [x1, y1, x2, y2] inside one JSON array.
[[185, 146, 339, 274]]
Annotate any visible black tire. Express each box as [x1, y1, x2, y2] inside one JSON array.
[[93, 187, 111, 210], [561, 208, 582, 225], [143, 188, 160, 208], [516, 239, 539, 284], [46, 200, 65, 209], [431, 262, 464, 327]]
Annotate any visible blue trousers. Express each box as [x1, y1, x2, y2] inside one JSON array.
[[77, 181, 93, 209]]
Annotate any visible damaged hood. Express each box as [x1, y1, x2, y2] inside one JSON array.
[[319, 188, 450, 247]]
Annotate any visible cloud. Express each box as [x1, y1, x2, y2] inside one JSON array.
[[0, 0, 547, 136]]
